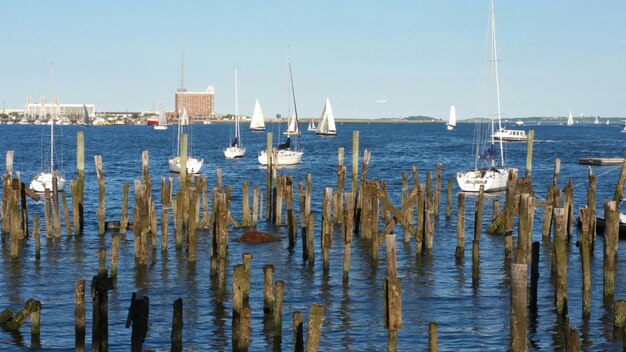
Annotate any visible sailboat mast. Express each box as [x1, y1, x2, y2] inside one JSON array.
[[50, 63, 55, 173], [491, 0, 505, 168], [177, 41, 184, 156], [235, 68, 240, 143], [287, 46, 299, 127]]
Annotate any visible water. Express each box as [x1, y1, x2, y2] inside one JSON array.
[[0, 122, 625, 351]]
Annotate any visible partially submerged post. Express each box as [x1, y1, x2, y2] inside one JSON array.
[[94, 155, 106, 235]]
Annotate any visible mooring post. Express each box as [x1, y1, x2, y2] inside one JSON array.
[[525, 130, 534, 180], [171, 298, 183, 352], [293, 311, 304, 352], [94, 155, 106, 236], [579, 208, 591, 317], [263, 265, 275, 314], [274, 280, 284, 341], [75, 279, 85, 352], [455, 193, 465, 258], [434, 162, 442, 218], [554, 208, 568, 316], [510, 263, 528, 352], [429, 322, 438, 352], [305, 305, 324, 352], [343, 192, 354, 281], [603, 200, 619, 298]]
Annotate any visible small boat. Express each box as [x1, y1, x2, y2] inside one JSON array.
[[606, 119, 610, 125], [566, 111, 574, 126], [594, 116, 600, 125], [249, 99, 265, 132], [315, 97, 337, 136], [622, 125, 626, 133], [446, 105, 456, 131], [307, 117, 316, 131], [224, 69, 245, 159], [515, 120, 524, 126], [31, 64, 65, 193], [492, 128, 528, 142], [457, 0, 516, 192], [259, 47, 303, 165], [283, 113, 301, 135], [169, 43, 203, 174], [154, 109, 168, 130]]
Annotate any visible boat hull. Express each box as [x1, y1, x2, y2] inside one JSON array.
[[30, 172, 66, 193], [224, 146, 246, 159], [446, 125, 455, 131], [168, 156, 203, 174], [154, 125, 168, 130], [456, 167, 512, 192], [492, 129, 528, 142], [316, 131, 336, 136], [258, 149, 303, 166], [249, 127, 265, 132]]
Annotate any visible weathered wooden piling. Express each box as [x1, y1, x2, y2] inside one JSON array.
[[603, 200, 619, 297], [474, 185, 484, 243], [305, 212, 315, 262], [510, 263, 528, 352], [425, 171, 434, 250], [33, 216, 40, 259], [455, 193, 465, 258], [52, 172, 61, 237], [305, 304, 324, 352], [2, 151, 14, 234], [384, 235, 402, 352], [554, 208, 568, 316], [275, 175, 284, 225], [445, 179, 452, 219], [75, 279, 85, 352], [125, 292, 149, 352], [252, 184, 259, 227], [119, 183, 130, 236], [75, 131, 85, 232], [530, 242, 540, 310], [171, 298, 183, 352], [91, 270, 114, 352], [586, 169, 597, 248], [266, 132, 273, 221], [274, 280, 284, 340], [44, 188, 52, 238], [416, 184, 425, 253], [429, 322, 438, 352], [61, 190, 71, 237], [263, 265, 275, 314], [187, 187, 198, 261], [111, 234, 119, 279], [517, 194, 533, 262], [161, 177, 172, 251], [242, 180, 251, 226], [94, 155, 106, 235], [615, 300, 626, 328], [322, 187, 333, 270], [352, 131, 359, 197], [492, 200, 500, 222], [612, 154, 626, 202], [579, 208, 592, 317], [286, 177, 298, 248], [503, 171, 517, 257], [434, 162, 442, 218], [293, 311, 304, 352], [343, 193, 354, 280], [563, 181, 574, 239], [233, 265, 251, 350], [334, 147, 346, 224]]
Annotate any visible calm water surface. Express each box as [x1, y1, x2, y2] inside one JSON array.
[[0, 122, 625, 351]]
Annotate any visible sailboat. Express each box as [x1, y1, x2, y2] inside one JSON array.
[[154, 108, 168, 130], [31, 64, 66, 193], [566, 111, 574, 126], [258, 47, 303, 166], [446, 105, 456, 131], [456, 0, 515, 193], [283, 113, 301, 135], [307, 114, 317, 131], [594, 116, 600, 125], [168, 43, 203, 174], [79, 104, 90, 126], [249, 99, 265, 132], [224, 69, 245, 159], [315, 97, 337, 136]]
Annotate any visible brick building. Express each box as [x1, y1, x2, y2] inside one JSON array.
[[174, 86, 215, 121]]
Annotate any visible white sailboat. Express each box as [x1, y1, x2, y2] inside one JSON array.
[[283, 113, 301, 135], [594, 116, 600, 125], [79, 104, 90, 126], [259, 47, 303, 166], [154, 108, 168, 130], [457, 0, 515, 193], [31, 64, 66, 193], [224, 69, 245, 159], [566, 111, 574, 126], [307, 115, 317, 131], [315, 97, 337, 136], [446, 105, 457, 131], [249, 99, 265, 132], [168, 44, 203, 174]]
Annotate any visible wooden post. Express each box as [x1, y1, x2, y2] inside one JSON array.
[[322, 187, 333, 271], [530, 242, 540, 310], [335, 147, 345, 224], [386, 235, 397, 278], [252, 184, 259, 227], [552, 158, 561, 187], [44, 188, 52, 238], [76, 131, 85, 232], [61, 190, 72, 237], [120, 183, 130, 236], [125, 292, 150, 352], [603, 200, 619, 298], [161, 177, 171, 251], [187, 187, 197, 261], [306, 213, 315, 262], [179, 134, 188, 183], [563, 181, 574, 240], [445, 179, 452, 219], [510, 263, 528, 352], [266, 132, 273, 221], [504, 172, 517, 257], [416, 184, 425, 253], [434, 162, 442, 218], [34, 216, 40, 260], [553, 208, 568, 316], [343, 193, 354, 280], [111, 234, 119, 279], [615, 300, 626, 328], [171, 298, 183, 352], [474, 185, 484, 243], [242, 181, 251, 226], [517, 194, 532, 262], [52, 172, 61, 238], [95, 155, 106, 236], [525, 130, 534, 179], [428, 322, 438, 352], [293, 311, 304, 352], [383, 234, 402, 352], [472, 240, 479, 284], [586, 169, 597, 249], [75, 279, 85, 352], [612, 154, 626, 202], [263, 265, 275, 314], [425, 171, 434, 249], [455, 193, 465, 258], [352, 131, 359, 197], [91, 270, 114, 352], [492, 200, 500, 222], [274, 280, 284, 340], [305, 305, 324, 352], [242, 253, 252, 301], [579, 208, 591, 317]]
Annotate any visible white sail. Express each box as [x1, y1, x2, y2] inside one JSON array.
[[567, 111, 574, 126], [284, 113, 300, 135], [249, 99, 265, 131], [154, 108, 168, 130], [316, 97, 337, 136], [224, 69, 245, 159], [594, 116, 599, 124], [446, 105, 456, 130]]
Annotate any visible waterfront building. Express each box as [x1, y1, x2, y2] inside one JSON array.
[[174, 86, 214, 121], [24, 96, 95, 120]]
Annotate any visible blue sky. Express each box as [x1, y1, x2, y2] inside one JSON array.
[[1, 1, 625, 119]]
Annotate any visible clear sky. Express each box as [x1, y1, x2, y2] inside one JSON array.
[[1, 1, 625, 119]]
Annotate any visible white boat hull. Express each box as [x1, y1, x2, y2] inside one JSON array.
[[154, 125, 167, 130], [456, 167, 512, 192], [492, 128, 528, 142], [446, 124, 455, 131], [258, 149, 303, 166], [224, 146, 246, 159], [249, 127, 265, 132], [168, 156, 203, 174], [30, 172, 66, 193]]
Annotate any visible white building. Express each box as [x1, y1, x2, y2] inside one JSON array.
[[24, 96, 95, 119]]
